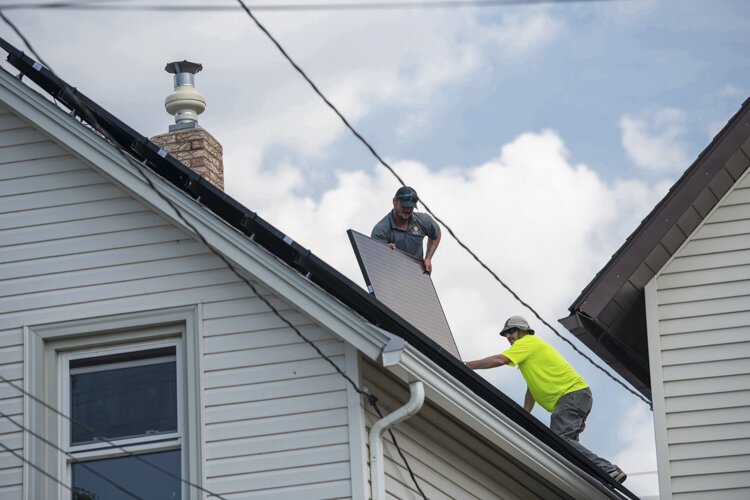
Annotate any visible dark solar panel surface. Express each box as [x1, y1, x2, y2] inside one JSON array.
[[348, 229, 461, 359]]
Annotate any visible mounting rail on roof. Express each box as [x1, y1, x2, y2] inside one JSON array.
[[0, 36, 637, 499]]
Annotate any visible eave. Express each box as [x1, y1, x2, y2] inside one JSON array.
[[561, 96, 750, 400]]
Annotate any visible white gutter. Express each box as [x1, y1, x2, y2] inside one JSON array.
[[369, 380, 425, 500]]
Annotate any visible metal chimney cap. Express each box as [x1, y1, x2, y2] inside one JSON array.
[[163, 59, 206, 130], [164, 60, 203, 75]]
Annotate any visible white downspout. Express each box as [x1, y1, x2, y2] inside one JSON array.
[[369, 380, 425, 500]]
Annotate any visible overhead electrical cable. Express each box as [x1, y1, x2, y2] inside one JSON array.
[[232, 0, 653, 409], [0, 411, 145, 500], [0, 442, 81, 497], [0, 14, 428, 498], [0, 375, 229, 499], [0, 10, 51, 69], [1, 0, 633, 13]]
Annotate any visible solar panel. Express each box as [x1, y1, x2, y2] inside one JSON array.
[[348, 229, 461, 359]]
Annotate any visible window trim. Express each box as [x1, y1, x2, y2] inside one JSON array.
[[24, 306, 203, 500]]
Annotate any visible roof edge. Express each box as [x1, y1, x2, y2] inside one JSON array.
[[569, 97, 750, 315]]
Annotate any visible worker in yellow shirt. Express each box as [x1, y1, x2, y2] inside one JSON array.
[[465, 315, 627, 484]]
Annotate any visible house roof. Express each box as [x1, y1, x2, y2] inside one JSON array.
[[0, 36, 636, 498], [560, 97, 750, 401]]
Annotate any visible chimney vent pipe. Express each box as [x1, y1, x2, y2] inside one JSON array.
[[164, 60, 205, 131]]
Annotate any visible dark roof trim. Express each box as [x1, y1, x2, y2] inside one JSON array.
[[0, 37, 635, 498], [569, 98, 750, 318], [562, 90, 750, 401]]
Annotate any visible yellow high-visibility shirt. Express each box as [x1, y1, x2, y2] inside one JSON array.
[[502, 335, 588, 412]]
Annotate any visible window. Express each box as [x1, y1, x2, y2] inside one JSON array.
[[25, 307, 203, 500], [63, 343, 183, 500]]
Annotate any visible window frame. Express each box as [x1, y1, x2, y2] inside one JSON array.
[[62, 339, 182, 459], [24, 306, 204, 500]]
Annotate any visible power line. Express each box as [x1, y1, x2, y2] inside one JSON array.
[[232, 0, 653, 409], [0, 10, 52, 69], [0, 441, 81, 498], [0, 411, 145, 500], [0, 0, 631, 13], [372, 403, 427, 499], [0, 375, 228, 499]]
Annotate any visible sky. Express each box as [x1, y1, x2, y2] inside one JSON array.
[[2, 0, 749, 497]]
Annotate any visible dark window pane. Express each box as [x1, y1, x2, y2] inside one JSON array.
[[72, 449, 181, 500], [71, 360, 177, 444]]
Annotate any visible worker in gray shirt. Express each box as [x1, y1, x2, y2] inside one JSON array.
[[371, 186, 441, 274]]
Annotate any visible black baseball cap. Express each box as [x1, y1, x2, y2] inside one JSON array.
[[394, 186, 419, 207]]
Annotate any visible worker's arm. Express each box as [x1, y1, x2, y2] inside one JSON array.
[[423, 230, 441, 274], [524, 387, 535, 412], [465, 354, 511, 370], [371, 224, 388, 243]]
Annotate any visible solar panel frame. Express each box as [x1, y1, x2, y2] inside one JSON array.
[[348, 229, 461, 359]]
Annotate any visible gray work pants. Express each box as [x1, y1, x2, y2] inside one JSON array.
[[550, 387, 617, 474]]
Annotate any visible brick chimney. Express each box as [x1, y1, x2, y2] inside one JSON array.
[[150, 60, 224, 190]]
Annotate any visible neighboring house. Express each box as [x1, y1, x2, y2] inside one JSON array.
[[0, 39, 634, 499], [562, 98, 750, 499]]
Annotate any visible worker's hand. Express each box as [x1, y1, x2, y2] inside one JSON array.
[[387, 243, 396, 250], [423, 257, 432, 274]]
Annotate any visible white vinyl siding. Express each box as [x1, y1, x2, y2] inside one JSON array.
[[0, 329, 22, 498], [361, 360, 571, 500], [652, 170, 750, 498], [0, 103, 353, 499], [202, 300, 352, 499]]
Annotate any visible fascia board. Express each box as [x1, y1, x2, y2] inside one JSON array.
[[0, 69, 391, 362], [387, 344, 623, 500]]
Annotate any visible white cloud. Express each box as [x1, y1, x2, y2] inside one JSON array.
[[620, 108, 691, 172], [231, 129, 664, 363], [3, 4, 565, 180]]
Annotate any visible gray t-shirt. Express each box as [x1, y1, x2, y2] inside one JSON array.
[[371, 211, 440, 259]]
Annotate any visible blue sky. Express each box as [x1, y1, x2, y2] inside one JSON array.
[[3, 0, 749, 496]]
